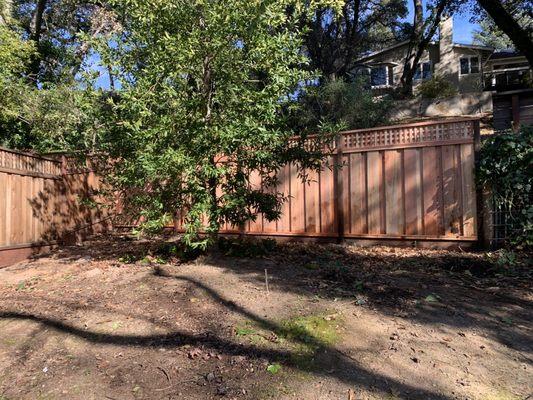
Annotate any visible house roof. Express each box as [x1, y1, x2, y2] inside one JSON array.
[[354, 40, 493, 64], [452, 43, 494, 51], [488, 50, 524, 60], [353, 40, 411, 63]]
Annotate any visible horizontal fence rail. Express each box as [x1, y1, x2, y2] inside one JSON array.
[[188, 117, 479, 242], [0, 147, 109, 266], [1, 117, 480, 266]]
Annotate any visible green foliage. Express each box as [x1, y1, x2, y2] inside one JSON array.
[[91, 0, 340, 249], [473, 19, 514, 50], [276, 312, 341, 369], [416, 75, 458, 99], [266, 363, 282, 374], [293, 78, 391, 132], [478, 126, 533, 247], [0, 19, 104, 151]]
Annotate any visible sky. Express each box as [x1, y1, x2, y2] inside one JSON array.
[[404, 0, 480, 44]]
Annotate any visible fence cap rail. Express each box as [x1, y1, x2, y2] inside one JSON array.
[[339, 116, 480, 135], [0, 146, 62, 164]]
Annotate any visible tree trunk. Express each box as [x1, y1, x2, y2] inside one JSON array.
[[0, 0, 12, 25], [29, 0, 47, 79], [400, 0, 448, 97], [477, 0, 533, 65], [400, 0, 424, 96]]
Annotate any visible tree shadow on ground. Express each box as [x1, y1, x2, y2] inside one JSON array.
[[28, 236, 532, 356], [4, 236, 531, 398], [199, 243, 532, 355], [1, 271, 455, 400]]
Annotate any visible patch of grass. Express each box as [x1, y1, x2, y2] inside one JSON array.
[[278, 313, 340, 347], [235, 327, 256, 336], [1, 338, 18, 346], [276, 312, 342, 369]]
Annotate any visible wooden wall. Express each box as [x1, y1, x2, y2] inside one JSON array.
[[493, 90, 533, 131], [0, 148, 109, 266], [1, 117, 479, 267], [227, 118, 478, 242]]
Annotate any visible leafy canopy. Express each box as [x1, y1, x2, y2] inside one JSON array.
[[94, 0, 342, 248]]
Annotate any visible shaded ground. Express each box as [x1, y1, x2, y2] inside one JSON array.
[[0, 236, 531, 400]]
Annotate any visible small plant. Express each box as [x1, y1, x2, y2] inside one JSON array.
[[118, 253, 138, 264], [266, 363, 282, 374], [416, 75, 457, 99]]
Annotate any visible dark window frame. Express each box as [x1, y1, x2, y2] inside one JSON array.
[[460, 56, 481, 75], [414, 61, 432, 80]]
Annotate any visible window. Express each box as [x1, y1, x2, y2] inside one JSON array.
[[370, 65, 393, 87], [460, 56, 480, 74], [414, 62, 432, 80]]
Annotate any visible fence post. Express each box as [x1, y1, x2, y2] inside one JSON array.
[[473, 119, 491, 249], [334, 134, 345, 243]]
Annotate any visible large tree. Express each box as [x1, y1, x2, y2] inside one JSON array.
[[474, 0, 532, 64], [303, 0, 408, 80], [93, 0, 340, 248], [398, 0, 450, 97], [12, 0, 117, 84]]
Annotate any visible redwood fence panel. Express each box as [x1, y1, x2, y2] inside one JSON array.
[[1, 117, 480, 267], [215, 117, 479, 242], [0, 148, 109, 266]]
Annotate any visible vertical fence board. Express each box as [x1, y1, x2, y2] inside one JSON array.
[[341, 155, 351, 235], [249, 170, 262, 233], [422, 147, 441, 236], [384, 150, 404, 235], [277, 164, 291, 233], [367, 151, 382, 234], [442, 145, 462, 236], [404, 149, 423, 235], [319, 157, 335, 234], [461, 144, 477, 237], [290, 163, 305, 233], [304, 168, 320, 233], [0, 173, 5, 246], [349, 153, 367, 234]]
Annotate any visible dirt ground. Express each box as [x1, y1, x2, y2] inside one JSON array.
[[0, 236, 531, 400]]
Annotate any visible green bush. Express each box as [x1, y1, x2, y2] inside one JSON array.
[[478, 125, 533, 247], [292, 78, 392, 132], [416, 75, 457, 99]]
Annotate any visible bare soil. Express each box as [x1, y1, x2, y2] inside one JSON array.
[[0, 236, 531, 400]]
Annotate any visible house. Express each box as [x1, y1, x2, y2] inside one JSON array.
[[352, 17, 496, 118], [483, 50, 533, 130]]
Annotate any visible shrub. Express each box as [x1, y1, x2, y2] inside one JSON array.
[[293, 78, 392, 132], [416, 75, 457, 99], [478, 125, 533, 247]]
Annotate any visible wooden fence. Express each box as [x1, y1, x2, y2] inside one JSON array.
[[1, 117, 480, 266], [205, 117, 480, 243], [0, 148, 109, 266]]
